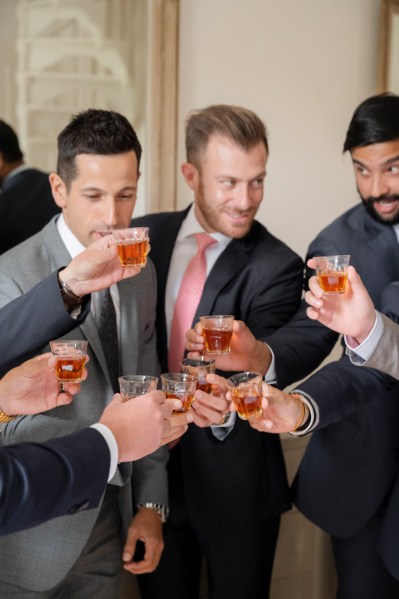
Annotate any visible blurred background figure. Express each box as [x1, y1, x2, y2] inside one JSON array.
[[0, 119, 59, 254]]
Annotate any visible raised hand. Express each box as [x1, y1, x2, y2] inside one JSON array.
[[306, 259, 376, 344], [0, 353, 84, 417], [186, 320, 272, 375]]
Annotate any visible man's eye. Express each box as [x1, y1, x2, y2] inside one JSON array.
[[251, 178, 264, 188], [387, 165, 399, 174], [356, 166, 369, 176], [222, 180, 235, 188]]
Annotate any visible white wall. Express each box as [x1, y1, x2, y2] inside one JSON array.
[[177, 0, 381, 258]]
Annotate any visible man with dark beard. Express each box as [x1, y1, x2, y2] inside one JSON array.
[[187, 93, 399, 599], [131, 104, 304, 599]]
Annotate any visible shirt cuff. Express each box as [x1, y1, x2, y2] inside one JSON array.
[[90, 423, 118, 482], [264, 344, 277, 385], [288, 390, 320, 436], [344, 311, 383, 362]]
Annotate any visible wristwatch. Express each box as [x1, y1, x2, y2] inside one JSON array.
[[136, 503, 169, 523], [58, 273, 83, 311]]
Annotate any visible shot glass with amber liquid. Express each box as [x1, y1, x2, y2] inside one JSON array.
[[161, 373, 198, 413], [112, 227, 149, 268], [118, 375, 159, 401], [199, 315, 235, 354], [314, 255, 350, 294], [180, 357, 216, 393], [227, 372, 263, 420], [50, 340, 88, 384]]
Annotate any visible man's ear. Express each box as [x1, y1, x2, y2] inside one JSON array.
[[181, 162, 199, 192], [49, 173, 67, 208]]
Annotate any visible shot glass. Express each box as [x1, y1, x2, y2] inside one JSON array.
[[112, 227, 149, 268], [50, 340, 88, 383], [227, 371, 263, 421], [199, 315, 235, 354], [118, 375, 159, 401], [161, 373, 198, 413], [180, 357, 216, 394], [314, 255, 350, 295]]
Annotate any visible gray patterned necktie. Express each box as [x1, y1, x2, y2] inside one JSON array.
[[96, 288, 120, 393]]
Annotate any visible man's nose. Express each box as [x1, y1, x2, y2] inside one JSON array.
[[235, 185, 252, 209], [103, 200, 118, 227], [370, 174, 390, 198]]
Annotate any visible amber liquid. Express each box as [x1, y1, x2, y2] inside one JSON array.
[[202, 327, 232, 354], [317, 271, 347, 294], [165, 391, 195, 413], [196, 381, 212, 394], [55, 356, 85, 382], [117, 239, 148, 267], [231, 391, 262, 420]]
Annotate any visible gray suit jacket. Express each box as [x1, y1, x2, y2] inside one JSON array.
[[363, 313, 399, 378], [0, 217, 166, 591]]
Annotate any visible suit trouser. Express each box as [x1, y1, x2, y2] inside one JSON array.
[[138, 446, 280, 599], [331, 511, 399, 599], [0, 486, 125, 598]]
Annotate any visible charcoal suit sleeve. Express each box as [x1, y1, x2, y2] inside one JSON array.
[[0, 271, 90, 376]]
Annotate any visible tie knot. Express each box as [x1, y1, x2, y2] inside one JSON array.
[[194, 232, 216, 253]]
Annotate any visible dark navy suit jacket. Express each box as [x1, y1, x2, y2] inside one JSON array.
[[265, 204, 399, 577], [0, 428, 109, 535]]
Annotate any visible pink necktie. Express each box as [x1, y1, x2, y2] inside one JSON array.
[[168, 233, 216, 372]]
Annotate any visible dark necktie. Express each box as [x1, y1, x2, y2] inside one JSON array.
[[96, 288, 120, 392]]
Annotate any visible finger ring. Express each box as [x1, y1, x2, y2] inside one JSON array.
[[218, 412, 230, 425]]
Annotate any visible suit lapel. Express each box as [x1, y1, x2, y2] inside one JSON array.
[[149, 209, 188, 360], [193, 232, 254, 324], [366, 224, 399, 282], [150, 209, 188, 301]]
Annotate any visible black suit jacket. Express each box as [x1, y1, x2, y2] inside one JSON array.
[[266, 204, 399, 545], [0, 428, 109, 535], [0, 168, 60, 254], [133, 207, 304, 529]]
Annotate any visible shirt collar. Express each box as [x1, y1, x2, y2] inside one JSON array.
[[178, 204, 231, 248], [56, 214, 85, 259]]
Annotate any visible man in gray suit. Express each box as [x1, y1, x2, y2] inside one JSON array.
[[0, 109, 166, 597]]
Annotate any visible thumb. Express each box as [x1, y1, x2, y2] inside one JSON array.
[[346, 265, 363, 289], [56, 391, 74, 406], [108, 393, 124, 408]]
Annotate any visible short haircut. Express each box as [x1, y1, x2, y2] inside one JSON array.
[[343, 93, 399, 152], [0, 120, 23, 162], [185, 104, 268, 169], [56, 109, 142, 189]]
